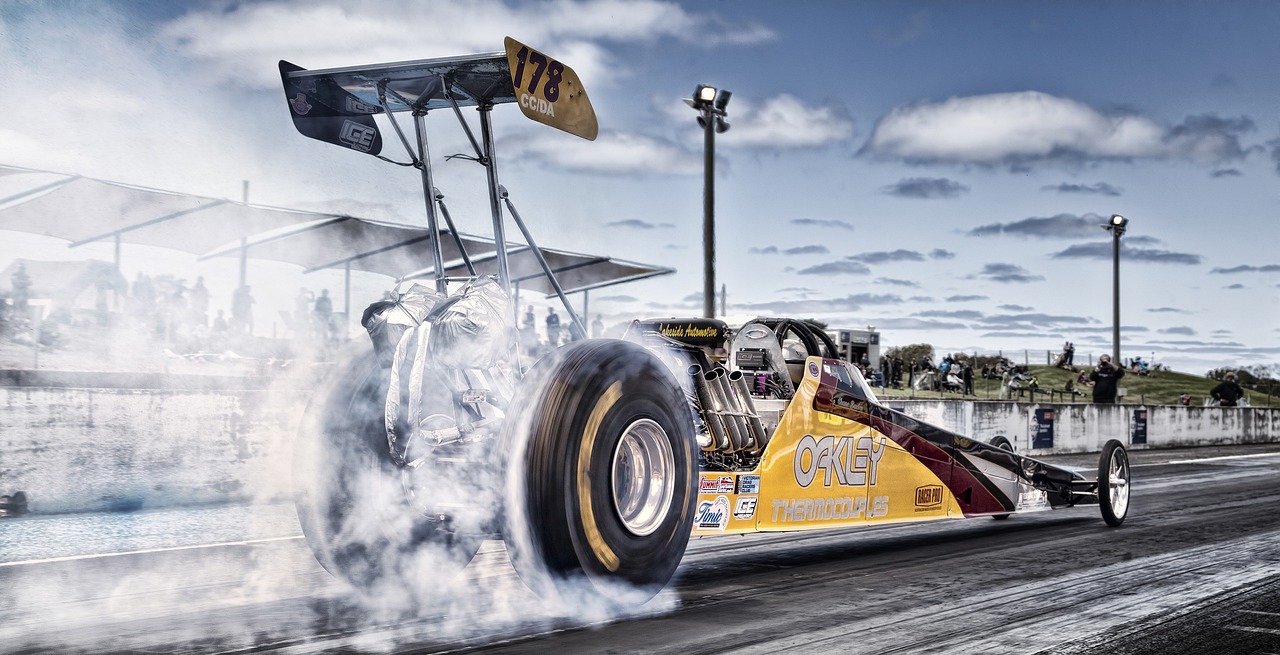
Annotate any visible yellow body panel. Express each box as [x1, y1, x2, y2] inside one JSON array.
[[693, 357, 963, 536]]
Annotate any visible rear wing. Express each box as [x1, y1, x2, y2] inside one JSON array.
[[279, 36, 597, 155]]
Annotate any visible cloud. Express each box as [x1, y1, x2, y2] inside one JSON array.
[[967, 212, 1109, 239], [873, 317, 968, 331], [1051, 242, 1202, 264], [797, 260, 871, 275], [880, 177, 969, 199], [945, 294, 987, 302], [718, 95, 855, 149], [735, 292, 903, 314], [1160, 326, 1197, 336], [791, 218, 854, 231], [915, 309, 983, 320], [1225, 283, 1246, 289], [1210, 264, 1280, 274], [749, 246, 779, 255], [1148, 307, 1189, 313], [974, 263, 1044, 283], [979, 312, 1095, 328], [861, 91, 1255, 166], [606, 218, 674, 229], [876, 277, 919, 287], [596, 294, 637, 302], [503, 130, 698, 175], [878, 10, 931, 45], [998, 304, 1033, 311], [929, 248, 956, 260], [853, 249, 926, 264], [1042, 182, 1122, 196], [783, 245, 830, 255], [160, 0, 775, 90], [1211, 168, 1243, 178]]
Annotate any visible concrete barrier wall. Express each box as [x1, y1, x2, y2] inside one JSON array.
[[0, 372, 306, 514], [888, 399, 1280, 454], [3, 372, 1278, 514]]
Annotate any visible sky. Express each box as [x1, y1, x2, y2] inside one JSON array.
[[1, 0, 1278, 375]]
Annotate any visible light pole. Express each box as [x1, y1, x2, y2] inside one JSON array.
[[1102, 214, 1128, 365], [685, 84, 730, 319]]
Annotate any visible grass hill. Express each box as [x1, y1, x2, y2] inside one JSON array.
[[879, 364, 1278, 407]]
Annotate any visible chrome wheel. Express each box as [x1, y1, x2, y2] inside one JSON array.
[[611, 418, 676, 536], [1107, 447, 1130, 519]]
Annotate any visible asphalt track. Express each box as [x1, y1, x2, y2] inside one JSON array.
[[3, 443, 1279, 654]]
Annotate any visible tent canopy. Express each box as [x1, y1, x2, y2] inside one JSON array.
[[404, 245, 673, 296]]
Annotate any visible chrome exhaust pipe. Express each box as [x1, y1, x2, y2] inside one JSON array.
[[689, 364, 729, 450], [729, 370, 770, 450], [706, 367, 750, 452]]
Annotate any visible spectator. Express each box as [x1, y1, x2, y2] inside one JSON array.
[[190, 276, 210, 326], [314, 289, 333, 339], [523, 305, 535, 331], [231, 285, 255, 335], [1210, 373, 1244, 407], [545, 307, 561, 346], [1088, 354, 1125, 404], [1179, 393, 1192, 406], [11, 262, 31, 316], [591, 314, 604, 338], [961, 361, 974, 395], [212, 309, 229, 333]]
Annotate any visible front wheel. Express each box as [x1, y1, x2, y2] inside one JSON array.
[[1098, 439, 1131, 527], [503, 339, 697, 606]]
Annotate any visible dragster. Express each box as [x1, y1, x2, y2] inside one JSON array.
[[282, 37, 1131, 607]]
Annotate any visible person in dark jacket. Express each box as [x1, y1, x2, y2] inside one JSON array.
[[1211, 373, 1245, 407], [1088, 354, 1125, 403]]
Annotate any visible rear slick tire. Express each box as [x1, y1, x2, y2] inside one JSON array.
[[503, 339, 697, 606], [1098, 439, 1131, 527], [293, 348, 482, 601]]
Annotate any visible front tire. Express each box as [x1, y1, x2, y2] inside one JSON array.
[[1098, 439, 1130, 527], [503, 339, 697, 606]]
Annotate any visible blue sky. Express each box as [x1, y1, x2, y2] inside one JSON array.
[[1, 0, 1277, 374]]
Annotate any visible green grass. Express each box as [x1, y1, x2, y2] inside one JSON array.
[[878, 365, 1279, 407]]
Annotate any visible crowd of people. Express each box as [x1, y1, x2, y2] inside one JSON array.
[[517, 305, 606, 357]]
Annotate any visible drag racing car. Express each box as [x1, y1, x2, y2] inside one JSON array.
[[283, 38, 1131, 608]]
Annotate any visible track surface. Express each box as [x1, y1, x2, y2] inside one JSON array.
[[3, 443, 1279, 654]]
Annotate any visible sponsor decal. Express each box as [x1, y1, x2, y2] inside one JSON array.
[[717, 475, 736, 494], [656, 322, 721, 340], [915, 484, 944, 509], [696, 495, 731, 531], [1016, 488, 1049, 511], [339, 120, 377, 152], [698, 476, 719, 493], [733, 496, 758, 520], [344, 97, 378, 114], [808, 361, 820, 378], [737, 474, 761, 495], [771, 495, 889, 523], [289, 93, 312, 115], [793, 434, 885, 488]]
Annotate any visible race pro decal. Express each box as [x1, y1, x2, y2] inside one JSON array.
[[696, 495, 731, 531]]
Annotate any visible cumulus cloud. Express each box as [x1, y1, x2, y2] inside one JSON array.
[[791, 218, 854, 231], [749, 246, 779, 255], [1148, 307, 1189, 313], [735, 292, 902, 314], [1225, 283, 1246, 289], [160, 0, 775, 90], [974, 263, 1043, 283], [880, 177, 969, 199], [915, 309, 983, 320], [861, 91, 1255, 166], [1160, 326, 1197, 336], [718, 95, 855, 148], [967, 212, 1109, 239], [1211, 168, 1243, 178], [503, 130, 698, 175], [1042, 182, 1122, 196], [1051, 242, 1202, 264], [945, 294, 987, 302], [929, 249, 956, 260], [998, 304, 1033, 311], [797, 260, 871, 275]]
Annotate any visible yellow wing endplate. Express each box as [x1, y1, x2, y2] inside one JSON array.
[[504, 36, 598, 141]]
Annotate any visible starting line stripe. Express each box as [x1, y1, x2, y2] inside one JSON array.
[[0, 534, 304, 568]]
